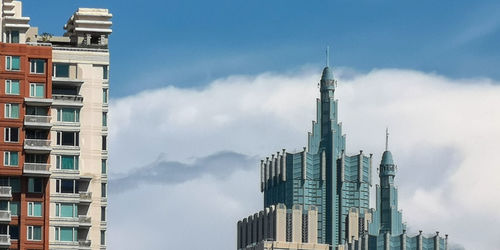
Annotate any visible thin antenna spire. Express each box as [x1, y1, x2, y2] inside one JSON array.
[[326, 46, 330, 67], [385, 127, 389, 151]]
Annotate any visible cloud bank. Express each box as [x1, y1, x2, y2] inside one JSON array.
[[108, 68, 500, 249]]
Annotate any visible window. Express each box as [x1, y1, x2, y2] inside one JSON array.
[[56, 131, 79, 146], [4, 128, 19, 142], [30, 59, 45, 74], [103, 88, 108, 104], [27, 202, 42, 217], [100, 230, 106, 245], [55, 227, 77, 242], [5, 56, 20, 71], [0, 178, 20, 193], [102, 112, 107, 127], [3, 151, 18, 166], [53, 63, 70, 78], [29, 83, 45, 98], [101, 206, 106, 221], [101, 183, 107, 198], [101, 159, 107, 174], [9, 225, 19, 240], [10, 201, 19, 216], [28, 178, 43, 193], [6, 30, 19, 43], [4, 103, 19, 119], [5, 80, 20, 95], [55, 179, 78, 194], [103, 65, 108, 79], [55, 203, 77, 218], [57, 108, 80, 122], [56, 155, 79, 170], [102, 136, 107, 150], [27, 226, 42, 241]]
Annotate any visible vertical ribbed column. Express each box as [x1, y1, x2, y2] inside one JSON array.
[[445, 234, 449, 250], [271, 154, 276, 186], [385, 232, 390, 250], [302, 147, 307, 181], [276, 152, 281, 182], [340, 150, 345, 182], [281, 149, 287, 181], [369, 154, 373, 186], [275, 204, 287, 242], [260, 160, 265, 192], [418, 231, 423, 250], [434, 232, 440, 250], [401, 229, 407, 250], [358, 150, 363, 183], [321, 150, 326, 181], [292, 204, 303, 243]]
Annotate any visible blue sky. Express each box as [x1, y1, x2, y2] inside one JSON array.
[[25, 0, 500, 97]]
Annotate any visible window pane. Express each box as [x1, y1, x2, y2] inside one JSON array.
[[61, 156, 75, 170], [33, 226, 41, 240], [10, 179, 20, 193], [36, 60, 45, 73], [10, 152, 18, 166], [10, 225, 18, 240], [61, 109, 76, 122], [0, 201, 8, 211], [60, 204, 75, 217], [11, 57, 20, 70], [10, 202, 18, 216], [61, 180, 75, 193], [11, 31, 19, 43], [60, 227, 74, 241], [55, 64, 70, 78], [101, 160, 106, 174], [34, 203, 42, 216], [36, 84, 44, 97]]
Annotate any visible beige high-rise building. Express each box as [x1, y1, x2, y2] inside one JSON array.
[[237, 204, 329, 250], [0, 1, 111, 249]]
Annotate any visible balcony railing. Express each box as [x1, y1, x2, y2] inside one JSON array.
[[79, 215, 91, 224], [23, 163, 51, 176], [78, 240, 91, 247], [79, 192, 92, 202], [24, 115, 51, 127], [24, 139, 51, 151], [52, 94, 83, 102], [0, 211, 11, 223], [0, 187, 12, 199], [0, 234, 10, 247]]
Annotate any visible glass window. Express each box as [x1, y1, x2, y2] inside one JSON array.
[[102, 112, 107, 127], [101, 206, 106, 221], [29, 83, 45, 98], [10, 201, 19, 216], [53, 63, 70, 78], [3, 151, 18, 166], [4, 128, 19, 142], [57, 131, 79, 146], [0, 201, 8, 211], [10, 178, 20, 193], [5, 56, 20, 71], [27, 202, 42, 217], [102, 136, 107, 150], [56, 155, 79, 170], [28, 178, 43, 193], [58, 108, 80, 122], [59, 203, 77, 218], [56, 227, 77, 242], [59, 179, 77, 194], [27, 226, 42, 241], [5, 80, 20, 95], [4, 103, 20, 118], [101, 159, 107, 174], [9, 225, 19, 240], [103, 89, 108, 104], [101, 183, 107, 198], [101, 230, 106, 245], [30, 59, 45, 74], [6, 30, 19, 43], [103, 65, 108, 79]]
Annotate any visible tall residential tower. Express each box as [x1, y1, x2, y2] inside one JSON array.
[[0, 1, 111, 249]]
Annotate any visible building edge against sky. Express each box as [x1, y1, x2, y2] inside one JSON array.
[[0, 1, 111, 249], [237, 59, 449, 249]]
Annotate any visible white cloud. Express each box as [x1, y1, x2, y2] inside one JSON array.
[[108, 68, 500, 249]]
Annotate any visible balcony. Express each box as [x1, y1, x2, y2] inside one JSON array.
[[52, 77, 84, 87], [24, 97, 53, 106], [79, 215, 91, 227], [79, 240, 91, 249], [0, 187, 12, 199], [0, 211, 11, 223], [24, 115, 52, 129], [0, 234, 10, 248], [24, 139, 51, 153], [23, 163, 51, 176], [79, 192, 92, 203], [52, 94, 84, 107]]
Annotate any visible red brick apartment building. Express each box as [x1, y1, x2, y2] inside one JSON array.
[[0, 42, 52, 249]]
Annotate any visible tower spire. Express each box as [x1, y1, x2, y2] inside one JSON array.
[[326, 46, 330, 67], [385, 127, 389, 151]]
